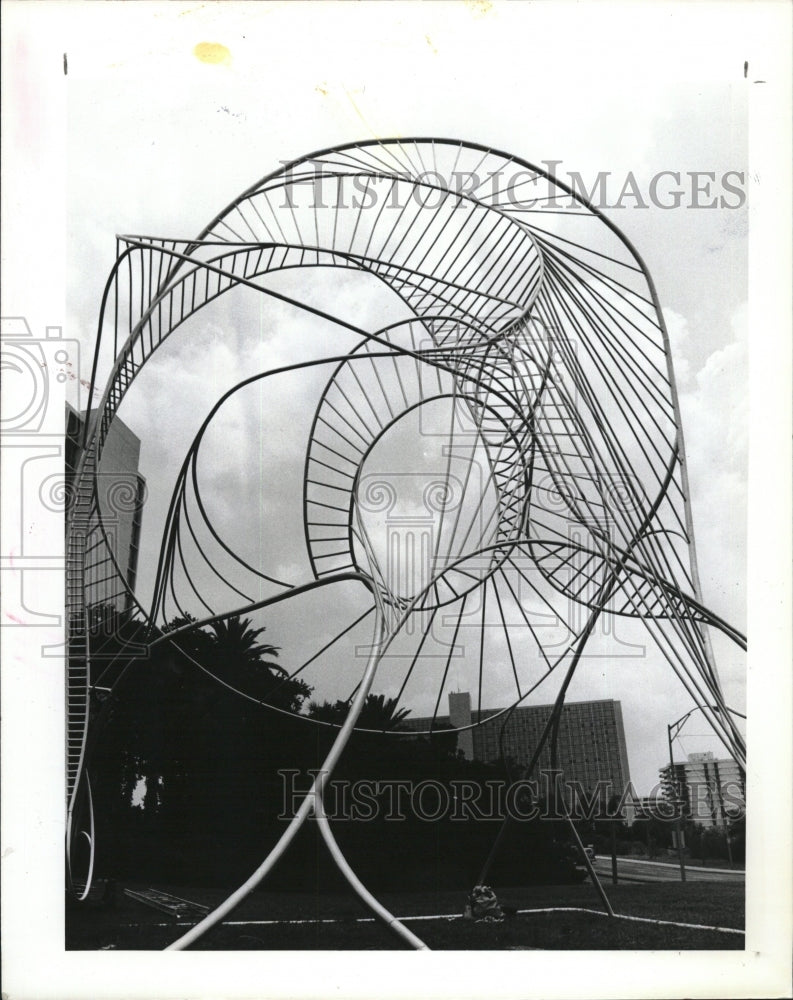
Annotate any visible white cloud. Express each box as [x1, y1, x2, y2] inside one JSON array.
[[674, 303, 747, 629]]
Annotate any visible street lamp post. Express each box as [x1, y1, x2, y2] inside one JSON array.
[[666, 723, 687, 882], [666, 703, 746, 882]]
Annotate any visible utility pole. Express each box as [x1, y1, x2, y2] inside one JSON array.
[[608, 794, 620, 884], [667, 723, 687, 882]]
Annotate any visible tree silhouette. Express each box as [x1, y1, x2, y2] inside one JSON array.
[[206, 615, 310, 713], [88, 610, 316, 881], [209, 615, 280, 666], [160, 613, 310, 714], [307, 692, 411, 731]]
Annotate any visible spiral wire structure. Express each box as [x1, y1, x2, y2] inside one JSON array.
[[66, 139, 746, 946]]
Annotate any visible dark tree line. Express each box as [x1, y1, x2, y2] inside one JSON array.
[[86, 606, 587, 890]]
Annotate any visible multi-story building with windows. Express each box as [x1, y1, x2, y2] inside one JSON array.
[[66, 404, 146, 613], [406, 692, 632, 806], [659, 751, 745, 828]]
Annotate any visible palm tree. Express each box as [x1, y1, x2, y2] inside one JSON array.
[[208, 615, 310, 713], [358, 693, 411, 731], [307, 693, 411, 731], [209, 615, 281, 668]]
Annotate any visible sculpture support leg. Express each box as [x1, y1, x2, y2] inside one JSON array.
[[166, 613, 389, 951], [314, 786, 429, 950], [66, 773, 95, 902]]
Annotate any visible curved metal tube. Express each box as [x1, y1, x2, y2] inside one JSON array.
[[66, 774, 95, 902], [313, 788, 429, 950]]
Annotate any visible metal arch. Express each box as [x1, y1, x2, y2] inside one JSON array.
[[68, 138, 746, 945], [86, 151, 552, 439]]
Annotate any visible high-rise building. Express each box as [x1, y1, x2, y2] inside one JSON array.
[[659, 751, 745, 828], [66, 404, 146, 613], [406, 692, 632, 804]]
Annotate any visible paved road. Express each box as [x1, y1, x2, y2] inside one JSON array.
[[592, 856, 745, 883]]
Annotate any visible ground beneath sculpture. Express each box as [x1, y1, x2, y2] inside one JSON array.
[[67, 881, 744, 951]]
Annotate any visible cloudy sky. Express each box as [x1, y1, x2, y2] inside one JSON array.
[[50, 3, 757, 796]]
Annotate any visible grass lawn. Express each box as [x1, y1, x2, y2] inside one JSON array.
[[67, 880, 744, 951]]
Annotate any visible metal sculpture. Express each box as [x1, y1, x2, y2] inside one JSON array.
[[66, 139, 746, 948]]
